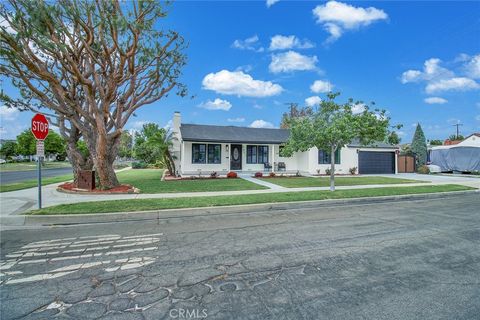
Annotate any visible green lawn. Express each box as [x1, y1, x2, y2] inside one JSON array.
[[0, 169, 266, 193], [116, 169, 266, 193], [0, 174, 73, 193], [29, 184, 474, 215], [259, 176, 424, 188], [0, 161, 72, 172]]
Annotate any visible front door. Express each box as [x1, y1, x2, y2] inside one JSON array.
[[230, 144, 242, 170]]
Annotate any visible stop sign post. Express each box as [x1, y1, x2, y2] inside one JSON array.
[[31, 114, 49, 209]]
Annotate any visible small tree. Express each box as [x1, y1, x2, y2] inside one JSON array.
[[133, 123, 175, 174], [448, 134, 464, 141], [15, 129, 66, 157], [387, 131, 401, 145], [411, 124, 427, 166], [280, 103, 314, 129], [118, 131, 133, 159], [0, 141, 17, 159], [429, 139, 443, 146], [282, 93, 393, 191]]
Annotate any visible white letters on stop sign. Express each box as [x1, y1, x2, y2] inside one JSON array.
[[32, 121, 48, 132]]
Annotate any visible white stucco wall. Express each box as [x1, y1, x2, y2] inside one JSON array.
[[181, 141, 231, 174], [179, 141, 398, 175]]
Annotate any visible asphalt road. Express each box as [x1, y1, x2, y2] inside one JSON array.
[[0, 167, 73, 184], [1, 194, 479, 319]]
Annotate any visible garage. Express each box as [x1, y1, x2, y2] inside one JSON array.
[[358, 151, 396, 174]]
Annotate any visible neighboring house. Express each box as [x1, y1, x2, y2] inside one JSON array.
[[170, 112, 399, 176], [429, 133, 480, 172]]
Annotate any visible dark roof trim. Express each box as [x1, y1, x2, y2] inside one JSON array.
[[182, 138, 285, 144]]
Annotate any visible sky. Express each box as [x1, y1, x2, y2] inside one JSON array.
[[1, 0, 479, 143]]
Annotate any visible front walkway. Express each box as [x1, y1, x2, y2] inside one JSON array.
[[238, 174, 285, 190], [1, 174, 478, 219]]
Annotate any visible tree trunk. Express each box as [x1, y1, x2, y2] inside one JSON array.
[[330, 145, 336, 192], [66, 142, 93, 186], [166, 151, 176, 176], [59, 124, 93, 186], [90, 134, 120, 189]]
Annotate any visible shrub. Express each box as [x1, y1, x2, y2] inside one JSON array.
[[316, 169, 321, 175], [269, 172, 276, 177], [325, 168, 334, 175], [254, 172, 263, 178], [132, 161, 147, 169], [210, 171, 218, 179], [295, 170, 301, 177], [226, 171, 237, 178], [417, 165, 430, 174], [349, 167, 357, 175]]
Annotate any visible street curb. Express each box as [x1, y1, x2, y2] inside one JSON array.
[[11, 189, 478, 226]]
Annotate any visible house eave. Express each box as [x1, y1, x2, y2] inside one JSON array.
[[182, 138, 286, 144]]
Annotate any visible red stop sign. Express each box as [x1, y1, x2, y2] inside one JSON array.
[[31, 113, 49, 140]]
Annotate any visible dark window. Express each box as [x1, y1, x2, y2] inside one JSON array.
[[246, 145, 257, 164], [208, 144, 221, 164], [192, 144, 206, 164], [258, 146, 269, 164], [318, 148, 341, 164]]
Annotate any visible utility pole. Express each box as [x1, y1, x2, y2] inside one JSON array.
[[452, 123, 463, 139]]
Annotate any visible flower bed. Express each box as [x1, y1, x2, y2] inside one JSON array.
[[57, 182, 139, 194]]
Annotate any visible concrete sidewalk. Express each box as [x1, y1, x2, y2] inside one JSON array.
[[1, 173, 478, 219]]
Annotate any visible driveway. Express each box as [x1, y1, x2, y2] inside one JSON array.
[[1, 194, 479, 319], [0, 167, 73, 184]]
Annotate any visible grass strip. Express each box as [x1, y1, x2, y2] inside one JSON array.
[[29, 184, 474, 215], [259, 176, 426, 188], [0, 174, 73, 193]]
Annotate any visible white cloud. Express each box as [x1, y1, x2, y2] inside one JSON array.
[[463, 54, 480, 79], [400, 70, 422, 84], [305, 96, 322, 107], [424, 97, 448, 104], [231, 35, 264, 52], [0, 105, 19, 121], [401, 57, 480, 94], [351, 103, 366, 114], [310, 80, 334, 93], [227, 117, 245, 123], [269, 51, 318, 73], [426, 77, 480, 94], [202, 70, 283, 97], [199, 98, 232, 111], [266, 0, 280, 8], [131, 120, 148, 130], [250, 120, 275, 128], [269, 35, 315, 51], [401, 58, 454, 84], [312, 1, 388, 43], [475, 115, 480, 121]]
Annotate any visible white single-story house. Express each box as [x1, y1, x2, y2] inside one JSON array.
[[170, 112, 399, 176], [429, 133, 480, 172]]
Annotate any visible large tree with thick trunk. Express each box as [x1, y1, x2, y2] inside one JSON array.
[[0, 0, 187, 188]]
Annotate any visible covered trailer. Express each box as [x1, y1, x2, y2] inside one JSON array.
[[429, 133, 480, 172]]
